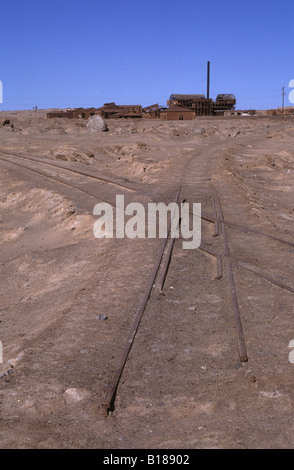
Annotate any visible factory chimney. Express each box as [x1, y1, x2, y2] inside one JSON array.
[[207, 61, 210, 100]]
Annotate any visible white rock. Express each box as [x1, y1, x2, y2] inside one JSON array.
[[64, 387, 89, 403]]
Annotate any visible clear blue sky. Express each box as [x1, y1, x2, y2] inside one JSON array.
[[0, 0, 293, 111]]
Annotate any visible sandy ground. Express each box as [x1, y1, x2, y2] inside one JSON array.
[[0, 110, 294, 449]]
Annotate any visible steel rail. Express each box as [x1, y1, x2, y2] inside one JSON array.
[[200, 243, 294, 294], [0, 154, 116, 208], [101, 186, 182, 415], [0, 149, 136, 192], [212, 186, 248, 363], [155, 233, 177, 295], [201, 210, 294, 248], [155, 199, 186, 294], [236, 261, 294, 294], [211, 196, 219, 237]]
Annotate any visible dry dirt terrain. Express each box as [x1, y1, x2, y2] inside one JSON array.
[[0, 110, 294, 449]]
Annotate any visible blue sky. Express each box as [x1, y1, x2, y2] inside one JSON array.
[[0, 0, 293, 111]]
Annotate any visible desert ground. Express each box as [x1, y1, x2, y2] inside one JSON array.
[[0, 109, 294, 449]]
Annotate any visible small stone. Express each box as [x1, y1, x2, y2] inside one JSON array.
[[96, 314, 107, 320], [188, 306, 196, 311]]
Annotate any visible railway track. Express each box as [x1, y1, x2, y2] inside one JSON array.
[[99, 158, 294, 415], [1, 145, 293, 420], [0, 149, 146, 214], [0, 149, 136, 193]]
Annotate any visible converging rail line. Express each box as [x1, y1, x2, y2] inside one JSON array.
[[0, 149, 149, 212], [101, 180, 294, 415], [0, 152, 116, 207], [0, 149, 136, 192], [212, 186, 248, 363], [101, 186, 183, 415], [2, 146, 293, 418], [0, 150, 138, 193]]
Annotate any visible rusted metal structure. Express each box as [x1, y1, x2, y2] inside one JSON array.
[[168, 94, 206, 108], [215, 94, 236, 106], [142, 103, 165, 119], [192, 98, 214, 116], [167, 94, 213, 116], [46, 61, 237, 120], [213, 94, 236, 114], [167, 95, 214, 116], [142, 103, 160, 113], [47, 104, 143, 120], [97, 102, 143, 119], [46, 107, 99, 119], [46, 89, 237, 121], [167, 93, 236, 116]]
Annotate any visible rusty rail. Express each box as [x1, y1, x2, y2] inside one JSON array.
[[212, 186, 248, 363], [155, 231, 177, 295], [101, 186, 182, 415], [200, 243, 294, 294], [0, 150, 136, 192], [201, 210, 294, 248], [211, 196, 219, 237], [236, 261, 294, 294], [0, 154, 116, 207], [155, 199, 186, 294]]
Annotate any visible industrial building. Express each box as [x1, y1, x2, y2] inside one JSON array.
[[46, 107, 99, 119], [167, 93, 236, 117], [97, 103, 143, 118], [160, 105, 195, 121], [46, 94, 236, 121], [47, 103, 143, 120], [46, 95, 236, 121], [46, 62, 238, 121]]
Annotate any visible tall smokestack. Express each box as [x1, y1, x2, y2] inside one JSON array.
[[207, 61, 210, 100]]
